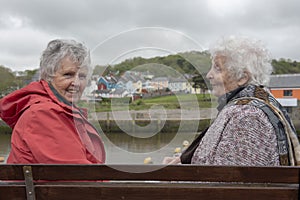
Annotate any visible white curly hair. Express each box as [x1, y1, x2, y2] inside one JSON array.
[[209, 35, 273, 86]]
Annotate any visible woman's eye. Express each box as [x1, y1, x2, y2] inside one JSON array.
[[79, 74, 87, 80], [214, 64, 221, 71], [63, 73, 73, 78], [213, 65, 220, 71]]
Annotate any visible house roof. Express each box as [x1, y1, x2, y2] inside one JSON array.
[[269, 74, 300, 88], [152, 77, 169, 82], [112, 88, 127, 95], [169, 77, 186, 83], [119, 72, 144, 83], [99, 76, 118, 84]]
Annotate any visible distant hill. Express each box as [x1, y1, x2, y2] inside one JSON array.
[[94, 51, 211, 77], [272, 59, 300, 74], [94, 51, 300, 77]]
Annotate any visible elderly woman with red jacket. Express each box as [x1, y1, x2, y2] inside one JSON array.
[[0, 39, 106, 164]]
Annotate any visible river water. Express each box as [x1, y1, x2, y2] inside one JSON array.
[[0, 131, 197, 164]]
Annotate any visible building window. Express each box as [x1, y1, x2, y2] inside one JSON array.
[[283, 90, 293, 97]]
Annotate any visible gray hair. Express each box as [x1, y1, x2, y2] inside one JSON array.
[[39, 39, 91, 81], [209, 35, 273, 86]]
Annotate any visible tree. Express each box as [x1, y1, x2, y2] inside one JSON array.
[[0, 66, 16, 97], [192, 74, 208, 97]]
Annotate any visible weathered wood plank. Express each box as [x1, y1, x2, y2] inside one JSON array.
[[33, 184, 298, 200], [1, 164, 297, 183], [0, 186, 26, 200], [0, 164, 24, 179]]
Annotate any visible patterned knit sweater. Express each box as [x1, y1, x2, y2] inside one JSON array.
[[191, 86, 281, 166]]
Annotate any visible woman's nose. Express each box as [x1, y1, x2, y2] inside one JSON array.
[[71, 76, 80, 86], [206, 69, 212, 79]]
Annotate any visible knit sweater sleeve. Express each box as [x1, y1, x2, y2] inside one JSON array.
[[192, 104, 280, 166]]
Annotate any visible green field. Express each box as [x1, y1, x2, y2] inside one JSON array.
[[79, 93, 217, 112]]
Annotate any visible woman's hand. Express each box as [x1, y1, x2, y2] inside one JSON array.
[[162, 156, 181, 164]]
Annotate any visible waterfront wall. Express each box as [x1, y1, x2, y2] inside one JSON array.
[[94, 119, 211, 133], [0, 119, 211, 134]]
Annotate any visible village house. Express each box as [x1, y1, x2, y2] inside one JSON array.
[[117, 71, 145, 94], [168, 77, 193, 93], [98, 75, 118, 90], [151, 77, 169, 90], [269, 74, 300, 129]]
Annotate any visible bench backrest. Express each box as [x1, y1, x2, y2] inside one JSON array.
[[0, 164, 299, 200]]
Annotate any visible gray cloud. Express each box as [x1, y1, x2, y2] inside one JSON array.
[[0, 0, 299, 71]]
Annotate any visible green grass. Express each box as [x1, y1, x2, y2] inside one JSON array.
[[0, 124, 12, 134], [143, 93, 213, 104], [78, 93, 217, 112]]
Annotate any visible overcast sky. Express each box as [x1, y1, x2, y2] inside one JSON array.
[[0, 0, 299, 71]]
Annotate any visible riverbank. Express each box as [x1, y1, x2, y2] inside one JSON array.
[[95, 118, 211, 133], [0, 120, 11, 134], [0, 118, 211, 134], [92, 108, 217, 120], [89, 108, 216, 133], [0, 109, 217, 134]]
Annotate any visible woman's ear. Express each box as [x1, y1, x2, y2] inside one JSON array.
[[238, 71, 250, 86]]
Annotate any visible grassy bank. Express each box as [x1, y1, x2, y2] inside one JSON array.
[[0, 121, 11, 134], [78, 93, 216, 112], [0, 126, 11, 134]]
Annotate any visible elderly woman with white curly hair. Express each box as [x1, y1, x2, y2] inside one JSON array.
[[164, 35, 300, 166], [0, 39, 106, 164]]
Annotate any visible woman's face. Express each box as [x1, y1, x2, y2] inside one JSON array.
[[206, 55, 239, 97], [51, 57, 88, 103]]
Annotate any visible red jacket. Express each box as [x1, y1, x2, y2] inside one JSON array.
[[0, 80, 105, 164]]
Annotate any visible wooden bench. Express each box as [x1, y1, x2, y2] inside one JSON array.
[[0, 164, 299, 200]]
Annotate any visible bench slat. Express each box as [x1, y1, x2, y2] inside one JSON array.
[[0, 183, 298, 200], [1, 164, 298, 183], [32, 185, 297, 200], [0, 186, 26, 200]]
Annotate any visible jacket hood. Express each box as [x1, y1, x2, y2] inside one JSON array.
[[0, 80, 84, 128], [0, 80, 52, 128]]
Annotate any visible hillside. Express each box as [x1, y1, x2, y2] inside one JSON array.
[[94, 51, 212, 77], [272, 59, 300, 74], [94, 51, 300, 76]]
